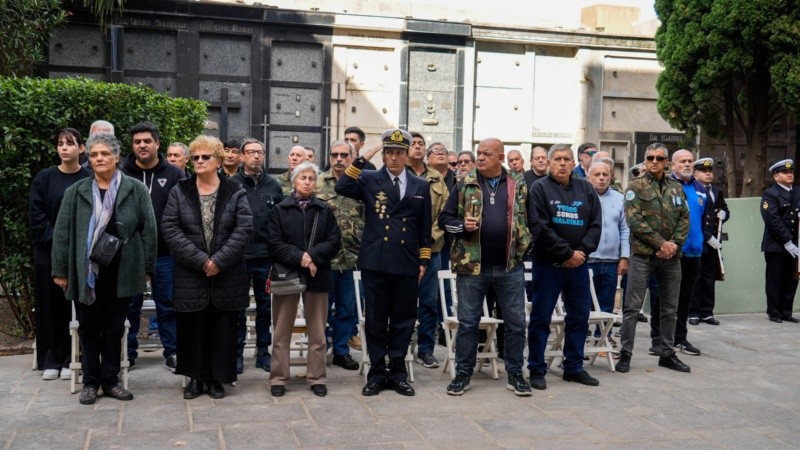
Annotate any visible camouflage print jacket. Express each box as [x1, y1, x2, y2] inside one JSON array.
[[276, 169, 292, 198], [316, 169, 364, 270], [438, 168, 533, 275], [415, 165, 449, 253], [624, 171, 689, 257]]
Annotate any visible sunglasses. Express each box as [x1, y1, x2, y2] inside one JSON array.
[[645, 155, 667, 162], [191, 154, 214, 162], [449, 162, 458, 167], [330, 152, 350, 159], [583, 151, 597, 157]]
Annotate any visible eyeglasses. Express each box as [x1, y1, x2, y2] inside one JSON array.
[[458, 160, 472, 165], [330, 152, 350, 159], [429, 149, 448, 156], [191, 154, 214, 162], [645, 155, 667, 162], [449, 162, 458, 167], [244, 149, 265, 156]]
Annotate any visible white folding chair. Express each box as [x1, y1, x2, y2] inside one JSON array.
[[69, 302, 130, 394], [584, 269, 622, 371], [437, 270, 502, 380], [353, 271, 415, 382]]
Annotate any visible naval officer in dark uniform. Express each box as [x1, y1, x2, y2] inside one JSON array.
[[761, 159, 800, 323], [335, 128, 433, 396]]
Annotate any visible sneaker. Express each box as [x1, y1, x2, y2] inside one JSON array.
[[416, 352, 440, 369], [700, 316, 720, 325], [60, 367, 72, 380], [256, 353, 271, 372], [616, 351, 631, 373], [165, 354, 177, 373], [506, 372, 532, 396], [563, 370, 600, 386], [79, 386, 98, 405], [103, 384, 134, 401], [676, 341, 701, 356], [659, 353, 690, 373], [446, 373, 471, 396], [529, 371, 547, 390], [637, 312, 648, 323], [270, 385, 286, 397], [347, 336, 362, 350], [42, 369, 60, 380], [688, 317, 700, 326], [332, 354, 360, 370]]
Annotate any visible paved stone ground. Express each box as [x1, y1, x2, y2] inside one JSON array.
[[2, 313, 800, 449]]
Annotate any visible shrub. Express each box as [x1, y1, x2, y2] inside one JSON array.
[[0, 76, 207, 337]]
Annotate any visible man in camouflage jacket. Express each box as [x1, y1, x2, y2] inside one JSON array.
[[616, 142, 690, 374], [439, 138, 538, 396], [316, 140, 364, 371]]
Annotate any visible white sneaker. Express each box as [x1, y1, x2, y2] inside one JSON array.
[[60, 368, 72, 380], [42, 369, 60, 380]]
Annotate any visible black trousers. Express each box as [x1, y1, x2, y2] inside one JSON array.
[[765, 251, 799, 318], [675, 257, 700, 344], [691, 250, 719, 319], [176, 301, 238, 384], [361, 269, 418, 385], [34, 248, 71, 370], [75, 274, 129, 389]]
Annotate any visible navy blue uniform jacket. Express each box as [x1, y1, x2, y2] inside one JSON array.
[[335, 157, 433, 277], [761, 184, 800, 253]]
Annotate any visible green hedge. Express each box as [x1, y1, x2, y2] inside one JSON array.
[[0, 76, 207, 337]]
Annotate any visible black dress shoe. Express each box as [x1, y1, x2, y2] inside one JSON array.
[[207, 381, 224, 399], [184, 378, 203, 400], [310, 384, 327, 397], [688, 317, 700, 326], [270, 385, 286, 397], [782, 316, 800, 323], [390, 380, 415, 396], [659, 353, 690, 373], [362, 381, 384, 396], [700, 317, 720, 325], [563, 370, 600, 386], [769, 316, 783, 323]]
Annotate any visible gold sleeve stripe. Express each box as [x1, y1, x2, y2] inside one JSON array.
[[345, 165, 361, 179], [419, 248, 432, 259]]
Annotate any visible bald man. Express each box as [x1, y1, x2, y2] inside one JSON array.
[[276, 145, 309, 197]]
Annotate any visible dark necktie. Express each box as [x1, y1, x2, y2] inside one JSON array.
[[393, 176, 401, 201]]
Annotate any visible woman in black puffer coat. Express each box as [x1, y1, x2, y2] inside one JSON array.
[[161, 135, 253, 400], [267, 161, 340, 398]]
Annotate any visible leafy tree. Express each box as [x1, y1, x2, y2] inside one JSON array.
[[0, 0, 66, 77], [655, 0, 800, 197], [0, 77, 207, 337]]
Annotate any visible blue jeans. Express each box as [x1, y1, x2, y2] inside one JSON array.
[[327, 269, 358, 356], [417, 253, 441, 354], [237, 258, 272, 356], [127, 255, 176, 361], [454, 265, 526, 376], [528, 261, 591, 374]]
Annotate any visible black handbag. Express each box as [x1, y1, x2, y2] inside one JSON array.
[[269, 211, 319, 295], [89, 223, 127, 267]]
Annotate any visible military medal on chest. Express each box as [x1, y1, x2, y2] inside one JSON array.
[[375, 192, 388, 219]]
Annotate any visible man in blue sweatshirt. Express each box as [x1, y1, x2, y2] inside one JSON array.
[[527, 144, 602, 389], [653, 149, 709, 357]]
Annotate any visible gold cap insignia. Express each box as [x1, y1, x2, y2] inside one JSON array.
[[390, 130, 404, 142]]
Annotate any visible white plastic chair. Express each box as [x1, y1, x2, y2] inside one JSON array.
[[69, 302, 130, 394]]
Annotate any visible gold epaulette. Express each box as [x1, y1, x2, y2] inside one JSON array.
[[419, 247, 432, 259], [344, 164, 361, 179]]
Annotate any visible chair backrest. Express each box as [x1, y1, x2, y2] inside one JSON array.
[[353, 270, 364, 321], [437, 269, 456, 320], [587, 268, 602, 312]]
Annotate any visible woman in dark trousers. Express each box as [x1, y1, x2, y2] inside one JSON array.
[[52, 133, 157, 405], [161, 135, 252, 400], [267, 161, 340, 398], [30, 128, 91, 380]]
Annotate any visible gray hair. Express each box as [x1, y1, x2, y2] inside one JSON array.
[[530, 146, 548, 158], [457, 150, 475, 162], [329, 139, 355, 156], [548, 143, 572, 160], [239, 138, 264, 153], [89, 120, 115, 137], [595, 156, 614, 169], [169, 142, 189, 156], [85, 133, 121, 156], [427, 142, 448, 156], [587, 161, 611, 176], [507, 149, 522, 158], [290, 161, 319, 182], [645, 142, 669, 158]]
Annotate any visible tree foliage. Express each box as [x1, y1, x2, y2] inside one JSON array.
[[655, 0, 800, 197], [0, 77, 207, 337], [0, 0, 66, 77]]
